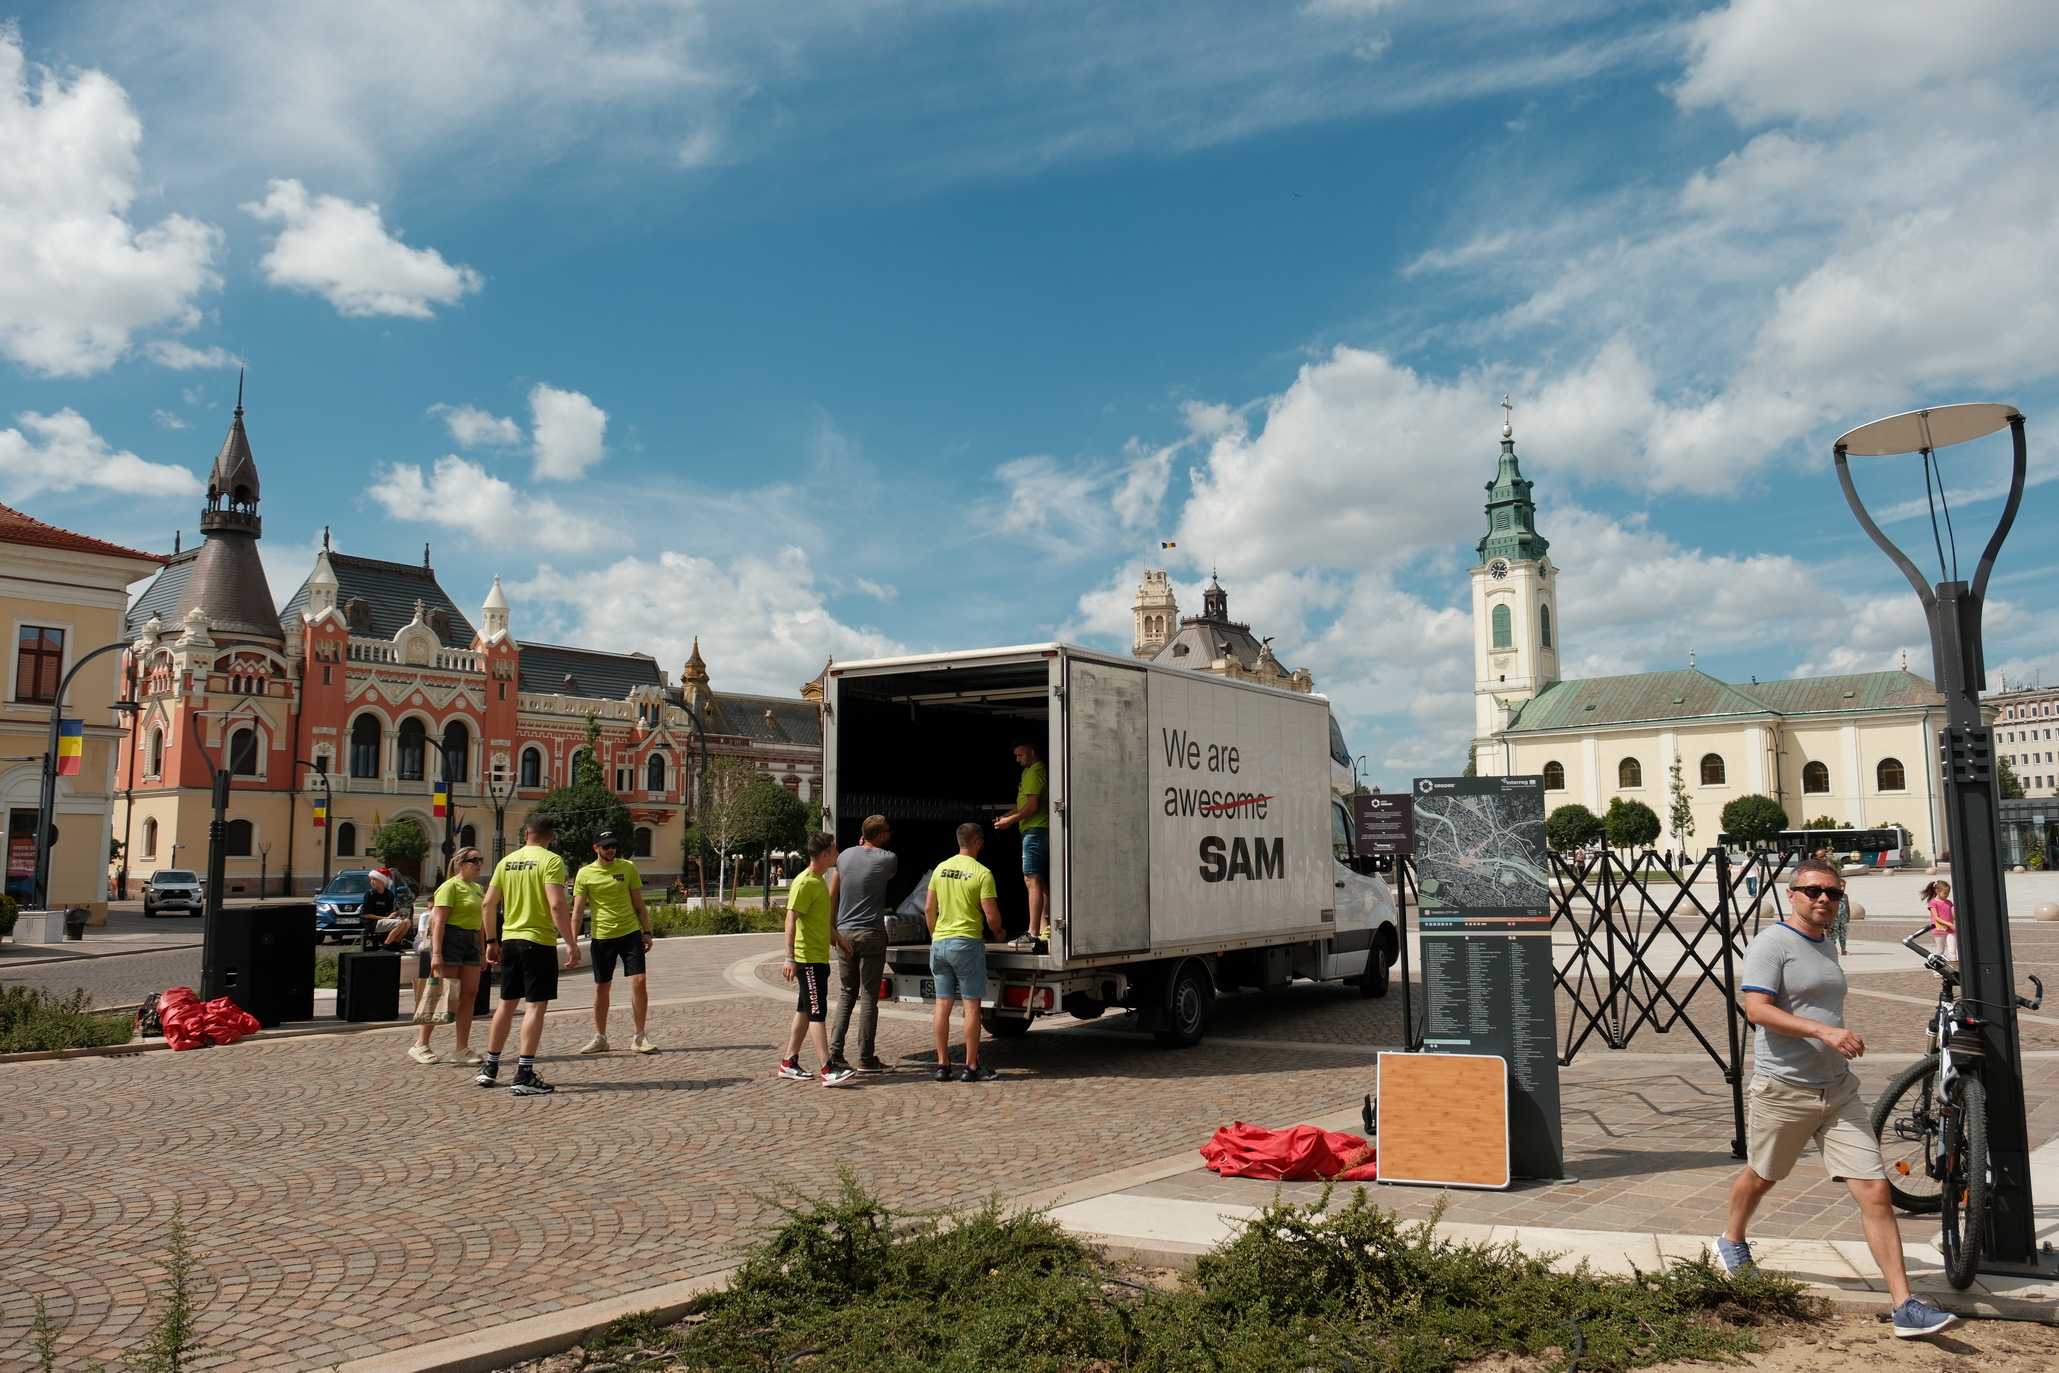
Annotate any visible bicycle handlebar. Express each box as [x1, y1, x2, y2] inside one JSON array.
[[2021, 975, 2044, 1012]]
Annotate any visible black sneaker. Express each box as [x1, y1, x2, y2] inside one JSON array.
[[508, 1069, 554, 1096], [961, 1064, 998, 1083], [475, 1065, 501, 1088], [933, 1064, 955, 1082]]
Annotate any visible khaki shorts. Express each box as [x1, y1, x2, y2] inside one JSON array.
[[1746, 1072, 1885, 1182]]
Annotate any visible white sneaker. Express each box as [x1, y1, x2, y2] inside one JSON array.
[[631, 1033, 654, 1054], [577, 1034, 610, 1055], [407, 1045, 439, 1065]]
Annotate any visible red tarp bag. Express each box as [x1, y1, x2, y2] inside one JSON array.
[[155, 986, 208, 1051], [199, 997, 260, 1046], [1199, 1121, 1377, 1181]]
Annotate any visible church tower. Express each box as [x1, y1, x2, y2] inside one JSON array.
[[1132, 569, 1179, 658], [1471, 402, 1557, 773]]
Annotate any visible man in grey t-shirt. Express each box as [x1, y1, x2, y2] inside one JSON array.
[[825, 814, 898, 1074], [1718, 857, 1953, 1338]]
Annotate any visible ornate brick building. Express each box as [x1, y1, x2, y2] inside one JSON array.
[[116, 406, 822, 895], [1128, 571, 1314, 692]]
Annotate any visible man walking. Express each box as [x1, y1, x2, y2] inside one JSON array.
[[778, 833, 856, 1086], [825, 814, 897, 1074], [991, 741, 1048, 950], [478, 813, 580, 1096], [926, 822, 1005, 1082], [1718, 857, 1955, 1337], [575, 830, 654, 1055]]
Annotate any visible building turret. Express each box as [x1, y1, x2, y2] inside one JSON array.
[[681, 636, 710, 711], [1132, 569, 1179, 658], [303, 549, 339, 621], [481, 574, 511, 642], [1471, 399, 1558, 764], [173, 391, 283, 641]]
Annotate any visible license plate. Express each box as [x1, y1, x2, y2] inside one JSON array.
[[919, 978, 937, 1001]]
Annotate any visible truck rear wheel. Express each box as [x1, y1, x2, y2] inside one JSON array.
[[1359, 927, 1395, 999], [987, 1014, 1032, 1038], [1154, 959, 1212, 1048]]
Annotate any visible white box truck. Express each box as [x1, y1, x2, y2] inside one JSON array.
[[821, 643, 1398, 1046]]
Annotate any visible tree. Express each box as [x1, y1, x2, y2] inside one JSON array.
[[1604, 796, 1661, 851], [369, 818, 429, 867], [536, 712, 634, 879], [1546, 803, 1603, 851], [1720, 794, 1788, 846], [1667, 758, 1696, 852], [694, 755, 760, 904], [1999, 753, 2026, 799], [1803, 815, 1851, 832], [1462, 744, 1478, 777]]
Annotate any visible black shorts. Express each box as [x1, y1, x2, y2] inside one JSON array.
[[794, 962, 830, 1022], [419, 926, 482, 976], [591, 931, 648, 983], [497, 938, 560, 1004]]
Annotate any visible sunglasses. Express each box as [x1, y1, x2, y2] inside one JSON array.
[[1789, 884, 1846, 901], [597, 843, 618, 851]]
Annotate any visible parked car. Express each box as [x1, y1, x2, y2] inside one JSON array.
[[314, 870, 418, 944], [142, 869, 206, 917]]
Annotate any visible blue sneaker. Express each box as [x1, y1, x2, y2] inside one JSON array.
[[1713, 1236, 1754, 1276], [1891, 1297, 1957, 1339]]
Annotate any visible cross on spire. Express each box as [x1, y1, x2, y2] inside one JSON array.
[[1501, 394, 1514, 439]]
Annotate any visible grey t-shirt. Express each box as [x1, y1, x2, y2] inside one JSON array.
[[1740, 921, 1850, 1088], [834, 845, 899, 933]]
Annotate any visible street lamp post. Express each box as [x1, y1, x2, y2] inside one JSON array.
[[1833, 402, 2036, 1265], [31, 640, 140, 911], [486, 772, 514, 864], [295, 760, 333, 894]]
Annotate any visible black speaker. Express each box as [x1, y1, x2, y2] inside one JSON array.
[[201, 903, 317, 1026], [337, 949, 403, 1021]]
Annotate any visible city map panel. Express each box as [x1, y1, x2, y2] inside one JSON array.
[[1410, 776, 1549, 926]]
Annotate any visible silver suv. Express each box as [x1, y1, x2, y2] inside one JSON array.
[[142, 869, 205, 917]]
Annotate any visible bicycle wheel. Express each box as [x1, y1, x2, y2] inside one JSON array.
[[1870, 1054, 1943, 1214], [1939, 1073, 1990, 1291]]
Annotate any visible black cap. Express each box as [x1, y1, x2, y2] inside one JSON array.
[[595, 831, 618, 846]]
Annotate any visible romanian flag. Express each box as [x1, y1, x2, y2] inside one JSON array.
[[1161, 541, 1177, 548], [56, 719, 83, 776], [312, 802, 327, 829], [433, 786, 448, 818]]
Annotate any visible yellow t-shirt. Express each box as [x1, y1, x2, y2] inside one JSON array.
[[788, 869, 832, 964], [432, 876, 484, 931], [1017, 760, 1048, 830], [575, 857, 643, 940], [931, 854, 997, 942], [492, 844, 567, 947]]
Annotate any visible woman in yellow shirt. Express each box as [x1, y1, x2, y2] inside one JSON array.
[[409, 849, 488, 1065]]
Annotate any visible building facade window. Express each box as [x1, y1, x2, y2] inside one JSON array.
[[142, 816, 157, 858], [440, 720, 470, 783], [228, 727, 259, 776], [1618, 757, 1642, 788], [224, 818, 253, 856], [1539, 604, 1552, 648], [1700, 753, 1726, 786], [1542, 760, 1566, 790], [520, 747, 542, 788], [149, 728, 164, 776], [459, 824, 477, 849], [336, 821, 357, 857], [1878, 757, 1907, 791], [1802, 761, 1831, 794], [647, 753, 666, 792], [397, 717, 427, 782], [350, 714, 381, 778], [633, 826, 653, 858], [1491, 603, 1512, 649], [570, 748, 587, 782], [15, 625, 64, 703]]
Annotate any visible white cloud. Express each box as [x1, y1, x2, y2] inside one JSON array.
[[153, 409, 187, 430], [528, 384, 608, 480], [367, 455, 603, 552], [0, 409, 202, 499], [431, 402, 523, 449], [0, 33, 220, 376], [245, 177, 482, 318], [517, 547, 903, 697], [853, 578, 896, 601], [145, 340, 242, 370]]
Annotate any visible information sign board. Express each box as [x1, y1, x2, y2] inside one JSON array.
[[1410, 775, 1563, 1179], [1351, 793, 1414, 855]]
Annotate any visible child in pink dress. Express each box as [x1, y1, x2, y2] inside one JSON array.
[[1921, 880, 1956, 961]]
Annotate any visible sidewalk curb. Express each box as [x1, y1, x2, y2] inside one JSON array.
[[334, 1270, 734, 1373]]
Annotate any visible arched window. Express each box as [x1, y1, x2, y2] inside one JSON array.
[[1877, 757, 1907, 791], [336, 821, 357, 857], [633, 826, 653, 858], [1539, 604, 1553, 648], [228, 727, 258, 776], [1491, 603, 1512, 648], [440, 719, 470, 784], [224, 818, 253, 856], [350, 714, 382, 778], [520, 747, 542, 789], [459, 824, 477, 849], [397, 717, 427, 781], [1802, 761, 1831, 794], [149, 728, 164, 776], [1618, 757, 1642, 788], [570, 747, 588, 782], [1700, 753, 1726, 786], [142, 816, 158, 858], [647, 753, 666, 792], [1542, 760, 1566, 790]]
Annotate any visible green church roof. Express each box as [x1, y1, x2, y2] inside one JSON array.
[[1502, 668, 1941, 734], [1476, 437, 1549, 565]]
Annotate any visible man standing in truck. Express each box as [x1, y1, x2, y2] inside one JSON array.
[[926, 822, 1006, 1081], [992, 740, 1048, 951]]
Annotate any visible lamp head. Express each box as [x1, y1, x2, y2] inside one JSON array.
[[1835, 402, 2022, 456]]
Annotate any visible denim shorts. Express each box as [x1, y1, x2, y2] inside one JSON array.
[[929, 936, 989, 1001], [1020, 827, 1049, 877]]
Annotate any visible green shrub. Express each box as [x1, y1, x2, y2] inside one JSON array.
[[0, 892, 18, 937], [1545, 803, 1603, 851], [1721, 794, 1788, 845], [648, 902, 785, 937], [313, 955, 338, 988], [0, 986, 136, 1053], [1604, 797, 1662, 850]]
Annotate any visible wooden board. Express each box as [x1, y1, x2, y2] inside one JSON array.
[[1376, 1052, 1510, 1189]]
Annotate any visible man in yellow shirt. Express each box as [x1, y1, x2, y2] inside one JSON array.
[[992, 740, 1048, 950], [925, 822, 1005, 1082], [477, 813, 580, 1096], [779, 833, 855, 1086], [574, 830, 653, 1056]]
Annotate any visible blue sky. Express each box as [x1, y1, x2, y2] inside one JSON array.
[[3, 1, 2058, 792]]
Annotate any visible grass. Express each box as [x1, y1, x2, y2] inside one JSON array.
[[647, 903, 786, 938], [314, 955, 338, 988], [0, 985, 136, 1053], [584, 1173, 1822, 1373]]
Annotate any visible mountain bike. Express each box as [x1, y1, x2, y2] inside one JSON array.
[[1870, 929, 2042, 1289]]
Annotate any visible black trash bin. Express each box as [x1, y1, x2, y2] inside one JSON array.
[[63, 908, 88, 941]]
